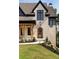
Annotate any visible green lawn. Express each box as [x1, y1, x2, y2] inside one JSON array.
[[19, 45, 59, 59]]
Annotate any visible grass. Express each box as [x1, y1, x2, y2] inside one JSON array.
[[19, 44, 59, 59]]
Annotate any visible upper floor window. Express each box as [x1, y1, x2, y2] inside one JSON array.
[[37, 10, 44, 20], [48, 17, 56, 27]]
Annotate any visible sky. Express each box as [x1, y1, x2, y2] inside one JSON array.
[[19, 0, 59, 13]]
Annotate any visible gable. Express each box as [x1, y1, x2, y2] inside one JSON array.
[[19, 7, 25, 16], [31, 1, 48, 13]]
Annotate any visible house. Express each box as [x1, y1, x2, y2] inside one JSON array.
[[19, 1, 57, 49]]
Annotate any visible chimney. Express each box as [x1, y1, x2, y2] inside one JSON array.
[[49, 3, 52, 7]]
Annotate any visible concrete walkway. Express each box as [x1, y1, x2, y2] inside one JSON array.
[[19, 41, 44, 45]]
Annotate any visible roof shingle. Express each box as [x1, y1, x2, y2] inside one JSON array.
[[19, 2, 56, 16]]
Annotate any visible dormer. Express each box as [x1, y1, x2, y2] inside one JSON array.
[[31, 1, 48, 20]]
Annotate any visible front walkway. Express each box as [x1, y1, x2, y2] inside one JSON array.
[[19, 41, 44, 45]]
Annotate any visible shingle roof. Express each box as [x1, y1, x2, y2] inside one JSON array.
[[19, 3, 36, 14], [19, 2, 56, 16]]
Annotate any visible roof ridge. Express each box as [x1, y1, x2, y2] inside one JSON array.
[[19, 2, 47, 4]]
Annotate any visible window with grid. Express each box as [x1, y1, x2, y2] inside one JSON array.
[[37, 10, 44, 20], [49, 18, 56, 27]]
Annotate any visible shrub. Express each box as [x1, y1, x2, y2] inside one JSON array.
[[33, 37, 36, 42]]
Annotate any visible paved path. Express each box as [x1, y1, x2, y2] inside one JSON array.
[[19, 41, 44, 45]]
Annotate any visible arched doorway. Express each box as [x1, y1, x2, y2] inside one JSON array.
[[37, 27, 43, 38]]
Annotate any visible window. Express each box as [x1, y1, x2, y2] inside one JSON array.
[[37, 27, 43, 38], [49, 18, 55, 27], [28, 28, 31, 35], [20, 28, 23, 35], [37, 10, 44, 20]]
